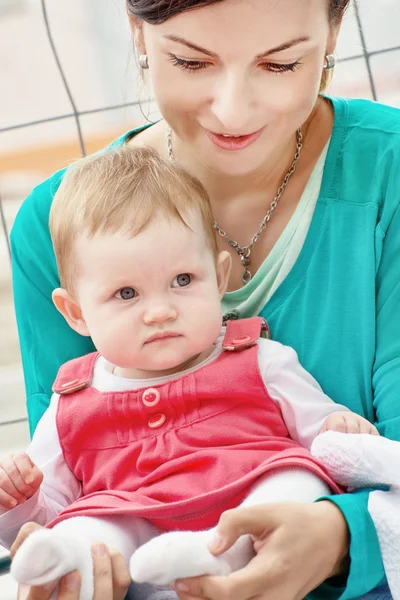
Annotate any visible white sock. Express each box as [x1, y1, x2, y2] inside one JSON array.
[[130, 528, 254, 586], [311, 430, 400, 489], [312, 431, 400, 600], [11, 528, 94, 600], [11, 515, 157, 600]]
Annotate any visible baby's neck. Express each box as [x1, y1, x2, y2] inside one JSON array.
[[112, 345, 215, 380]]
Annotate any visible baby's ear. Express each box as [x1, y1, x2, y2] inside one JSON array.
[[52, 288, 90, 337], [216, 251, 232, 298]]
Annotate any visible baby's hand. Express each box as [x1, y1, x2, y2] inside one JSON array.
[[0, 453, 43, 510], [320, 411, 379, 436]]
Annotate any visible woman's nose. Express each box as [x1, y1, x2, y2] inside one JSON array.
[[210, 71, 255, 133]]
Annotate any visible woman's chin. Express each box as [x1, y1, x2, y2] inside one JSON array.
[[201, 148, 268, 178]]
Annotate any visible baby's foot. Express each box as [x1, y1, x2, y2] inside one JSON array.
[[130, 529, 254, 585], [311, 430, 400, 489], [11, 528, 93, 600]]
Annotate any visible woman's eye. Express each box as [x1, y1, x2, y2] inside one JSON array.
[[172, 273, 192, 288], [168, 54, 209, 72], [261, 61, 301, 74], [115, 287, 138, 300]]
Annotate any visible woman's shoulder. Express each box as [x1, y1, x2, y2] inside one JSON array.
[[333, 96, 400, 145], [329, 96, 400, 184], [330, 97, 400, 227], [10, 165, 67, 265], [10, 125, 152, 255]]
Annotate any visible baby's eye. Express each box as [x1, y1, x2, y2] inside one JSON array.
[[172, 274, 192, 288], [115, 287, 138, 300]]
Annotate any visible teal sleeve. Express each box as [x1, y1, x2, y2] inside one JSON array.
[[311, 491, 385, 600], [11, 173, 95, 436], [312, 150, 400, 600]]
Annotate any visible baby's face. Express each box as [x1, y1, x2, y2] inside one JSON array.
[[73, 213, 226, 378]]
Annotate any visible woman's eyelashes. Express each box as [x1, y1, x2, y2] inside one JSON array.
[[260, 61, 301, 74], [167, 53, 301, 74], [167, 54, 209, 72]]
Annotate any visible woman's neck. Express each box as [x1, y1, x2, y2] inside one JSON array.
[[175, 130, 299, 204], [130, 97, 333, 218]]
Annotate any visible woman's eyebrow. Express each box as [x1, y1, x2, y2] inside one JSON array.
[[256, 36, 311, 58], [163, 34, 217, 57], [163, 34, 310, 59]]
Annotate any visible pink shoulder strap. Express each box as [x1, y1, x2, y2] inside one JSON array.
[[52, 352, 99, 395], [222, 317, 270, 351]]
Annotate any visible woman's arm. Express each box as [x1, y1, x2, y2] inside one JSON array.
[[11, 173, 95, 435], [183, 186, 400, 600], [321, 191, 400, 599]]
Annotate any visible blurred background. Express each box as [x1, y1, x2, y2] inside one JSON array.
[[0, 0, 399, 595]]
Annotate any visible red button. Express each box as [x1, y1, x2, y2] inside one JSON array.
[[232, 335, 251, 344], [148, 413, 166, 429], [142, 388, 160, 407]]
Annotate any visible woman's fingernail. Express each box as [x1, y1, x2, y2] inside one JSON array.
[[208, 533, 224, 551], [92, 543, 108, 556], [176, 582, 190, 593], [65, 571, 80, 590]]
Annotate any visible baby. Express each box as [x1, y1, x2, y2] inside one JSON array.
[[0, 147, 377, 600]]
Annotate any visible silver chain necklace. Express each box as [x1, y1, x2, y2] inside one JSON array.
[[166, 127, 303, 285]]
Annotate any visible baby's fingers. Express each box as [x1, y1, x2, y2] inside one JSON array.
[[0, 484, 19, 509], [3, 454, 42, 498], [14, 454, 43, 490], [358, 421, 380, 436], [0, 463, 26, 505], [1, 455, 29, 492]]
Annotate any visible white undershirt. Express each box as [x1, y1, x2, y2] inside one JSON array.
[[0, 331, 349, 549]]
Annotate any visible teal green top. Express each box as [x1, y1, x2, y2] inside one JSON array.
[[222, 138, 330, 318], [10, 97, 400, 599]]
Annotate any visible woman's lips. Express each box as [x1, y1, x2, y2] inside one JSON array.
[[205, 128, 265, 151]]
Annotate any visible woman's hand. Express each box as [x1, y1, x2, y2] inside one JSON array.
[[174, 501, 349, 600], [12, 523, 131, 600]]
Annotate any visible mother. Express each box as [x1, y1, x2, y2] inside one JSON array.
[[11, 0, 400, 599]]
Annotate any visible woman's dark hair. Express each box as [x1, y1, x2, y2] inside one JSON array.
[[127, 0, 350, 92], [126, 0, 351, 25]]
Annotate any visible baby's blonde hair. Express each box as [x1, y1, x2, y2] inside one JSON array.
[[50, 145, 218, 292]]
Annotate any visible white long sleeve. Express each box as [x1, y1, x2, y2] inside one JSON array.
[[257, 339, 349, 450], [0, 393, 82, 549]]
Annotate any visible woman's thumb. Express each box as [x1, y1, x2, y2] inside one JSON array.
[[208, 505, 277, 555]]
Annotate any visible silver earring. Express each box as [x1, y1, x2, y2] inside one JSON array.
[[139, 55, 149, 69], [323, 54, 336, 70]]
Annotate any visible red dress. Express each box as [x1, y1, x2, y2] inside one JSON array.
[[48, 317, 340, 531]]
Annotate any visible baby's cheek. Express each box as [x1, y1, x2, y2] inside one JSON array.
[[93, 319, 136, 364], [191, 307, 223, 348]]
